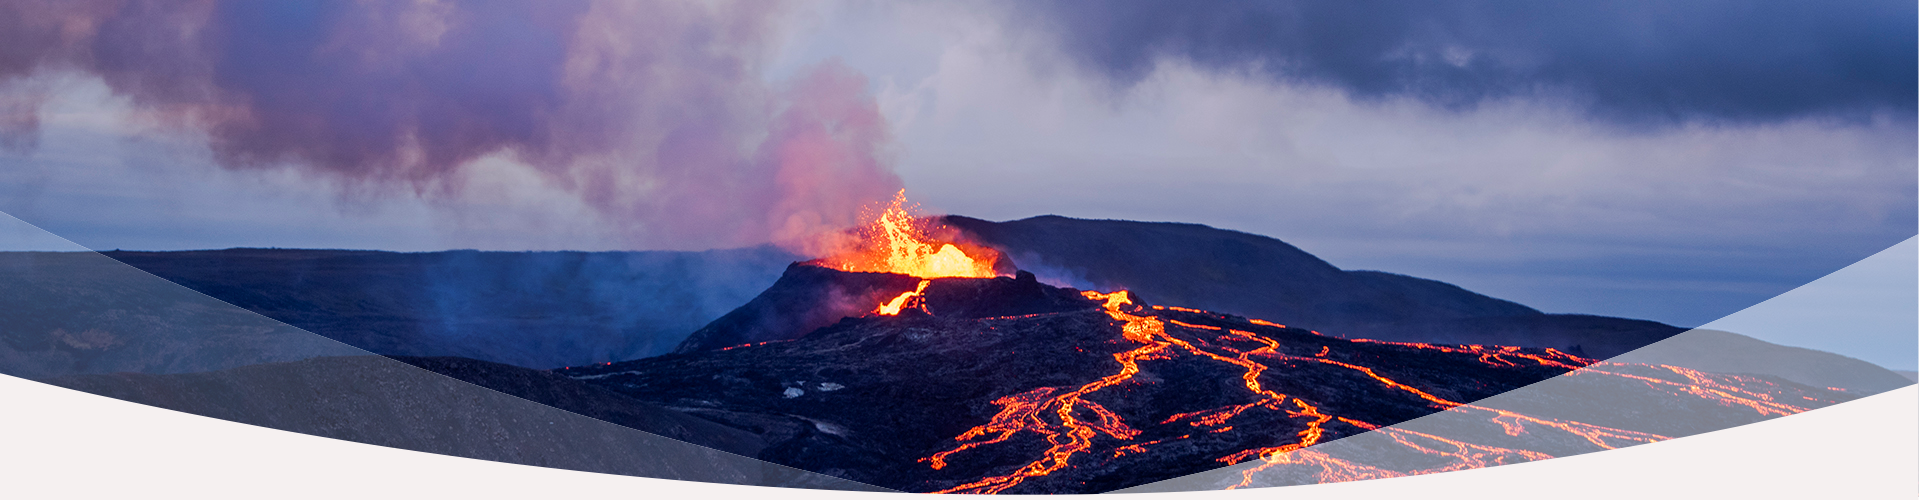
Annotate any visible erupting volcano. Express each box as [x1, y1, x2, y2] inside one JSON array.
[[815, 190, 1001, 280], [58, 204, 1895, 494], [806, 190, 1009, 319], [569, 218, 1852, 493]]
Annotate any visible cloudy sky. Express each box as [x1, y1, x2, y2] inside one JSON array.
[[0, 1, 1912, 363]]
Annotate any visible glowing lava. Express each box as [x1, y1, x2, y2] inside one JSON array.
[[875, 280, 932, 316], [920, 291, 1166, 494], [907, 287, 1833, 494], [821, 190, 997, 279]]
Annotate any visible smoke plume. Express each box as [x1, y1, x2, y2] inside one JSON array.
[[0, 0, 903, 250]]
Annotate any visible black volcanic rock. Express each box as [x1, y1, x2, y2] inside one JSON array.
[[565, 266, 1853, 493], [576, 308, 1553, 492], [675, 268, 1105, 354], [674, 264, 924, 353], [918, 270, 1102, 318]]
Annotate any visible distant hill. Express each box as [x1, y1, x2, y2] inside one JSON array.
[[105, 247, 797, 368], [942, 215, 1675, 358], [0, 251, 363, 380], [1609, 329, 1913, 393], [941, 215, 1909, 391]]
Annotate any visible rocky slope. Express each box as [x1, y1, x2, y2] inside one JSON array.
[[942, 215, 1679, 359], [560, 267, 1854, 493]]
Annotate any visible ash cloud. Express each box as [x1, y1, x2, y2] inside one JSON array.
[[1003, 0, 1916, 125], [0, 0, 902, 250]]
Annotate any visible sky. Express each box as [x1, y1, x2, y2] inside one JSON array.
[[0, 1, 1912, 365]]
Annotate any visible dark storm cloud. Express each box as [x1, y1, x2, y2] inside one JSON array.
[[0, 0, 904, 250], [1009, 0, 1916, 124]]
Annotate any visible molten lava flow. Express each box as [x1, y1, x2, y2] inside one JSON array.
[[1217, 351, 1827, 489], [876, 280, 932, 316], [913, 287, 1839, 493], [921, 289, 1587, 493], [718, 339, 794, 351], [822, 190, 997, 279], [922, 291, 1168, 494], [1349, 339, 1590, 370], [1577, 363, 1812, 417]]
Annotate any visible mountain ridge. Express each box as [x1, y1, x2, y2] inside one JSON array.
[[24, 213, 1897, 392]]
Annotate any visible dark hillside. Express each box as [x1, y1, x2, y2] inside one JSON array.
[[943, 215, 1678, 359], [106, 247, 796, 368]]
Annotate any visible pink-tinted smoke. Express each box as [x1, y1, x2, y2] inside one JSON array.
[[0, 0, 903, 251]]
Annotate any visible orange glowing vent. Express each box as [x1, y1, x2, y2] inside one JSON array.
[[821, 190, 998, 279]]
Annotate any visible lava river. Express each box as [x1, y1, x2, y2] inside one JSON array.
[[563, 189, 1849, 493], [910, 289, 1839, 494]]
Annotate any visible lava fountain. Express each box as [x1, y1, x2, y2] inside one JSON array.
[[815, 190, 1000, 279], [811, 190, 1001, 316]]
